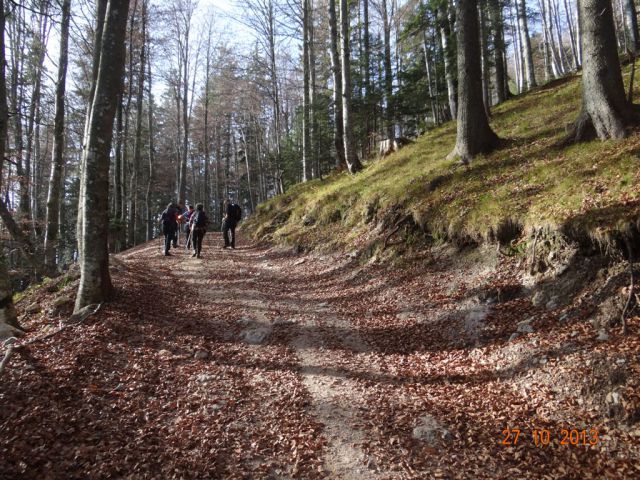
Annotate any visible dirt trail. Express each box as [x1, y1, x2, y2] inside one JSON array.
[[162, 236, 389, 478], [2, 234, 638, 479]]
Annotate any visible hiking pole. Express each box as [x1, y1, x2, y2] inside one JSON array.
[[185, 226, 193, 252]]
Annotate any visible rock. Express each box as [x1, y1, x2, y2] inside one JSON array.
[[0, 323, 24, 341], [509, 333, 521, 342], [615, 358, 626, 365], [273, 318, 294, 326], [293, 258, 307, 266], [158, 349, 172, 357], [558, 313, 569, 323], [238, 317, 252, 326], [25, 303, 41, 314], [241, 326, 271, 345], [531, 291, 547, 307], [53, 295, 72, 308], [596, 330, 609, 342], [516, 318, 534, 334], [606, 391, 621, 405], [517, 323, 534, 334], [196, 373, 214, 383], [545, 297, 559, 310], [194, 350, 209, 360], [412, 415, 451, 445]]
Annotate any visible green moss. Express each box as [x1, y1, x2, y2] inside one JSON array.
[[244, 69, 640, 251]]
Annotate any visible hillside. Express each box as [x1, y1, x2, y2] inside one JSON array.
[[245, 72, 640, 256]]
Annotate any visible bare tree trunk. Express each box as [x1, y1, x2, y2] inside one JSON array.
[[448, 0, 500, 163], [44, 0, 71, 274], [509, 1, 523, 92], [564, 0, 579, 68], [75, 0, 130, 312], [329, 0, 346, 168], [517, 0, 537, 89], [564, 0, 638, 143], [363, 0, 372, 156], [382, 0, 394, 139], [302, 0, 311, 181], [491, 0, 508, 103], [551, 0, 569, 72], [438, 4, 457, 119], [129, 0, 147, 247], [309, 0, 320, 179], [340, 0, 363, 173], [78, 0, 108, 262], [145, 44, 155, 242], [625, 0, 640, 52], [480, 2, 491, 114], [0, 0, 19, 331]]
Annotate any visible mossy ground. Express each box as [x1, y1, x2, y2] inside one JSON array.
[[244, 69, 640, 252]]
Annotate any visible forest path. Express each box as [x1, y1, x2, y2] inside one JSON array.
[[159, 233, 392, 479], [2, 234, 638, 479]]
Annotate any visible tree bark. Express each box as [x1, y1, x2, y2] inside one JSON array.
[[491, 0, 508, 103], [625, 0, 640, 53], [44, 0, 71, 274], [329, 0, 346, 168], [517, 0, 537, 89], [0, 0, 19, 331], [438, 3, 457, 119], [564, 0, 638, 143], [340, 0, 363, 173], [479, 2, 491, 114], [75, 0, 130, 312], [448, 0, 500, 163], [130, 0, 147, 247], [78, 0, 108, 262], [145, 43, 155, 242], [382, 0, 394, 139], [302, 0, 311, 181], [363, 0, 371, 156]]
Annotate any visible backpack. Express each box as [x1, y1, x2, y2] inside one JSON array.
[[231, 204, 242, 222], [193, 211, 207, 229]]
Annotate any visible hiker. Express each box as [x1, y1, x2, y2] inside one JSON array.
[[183, 204, 195, 249], [159, 203, 179, 256], [189, 203, 208, 258], [172, 203, 182, 247], [222, 197, 242, 249]]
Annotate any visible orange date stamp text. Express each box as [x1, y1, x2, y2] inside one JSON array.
[[501, 427, 600, 447]]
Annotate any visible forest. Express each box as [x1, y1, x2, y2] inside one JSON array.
[[1, 0, 639, 478]]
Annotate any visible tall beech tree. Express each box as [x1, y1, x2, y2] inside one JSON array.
[[566, 0, 639, 143], [0, 0, 19, 332], [44, 0, 71, 274], [75, 0, 131, 312], [448, 0, 500, 163], [340, 0, 363, 173]]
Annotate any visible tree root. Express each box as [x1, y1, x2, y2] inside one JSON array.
[[621, 239, 636, 336], [383, 214, 413, 250], [0, 303, 102, 377]]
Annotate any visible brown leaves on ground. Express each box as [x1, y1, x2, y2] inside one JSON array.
[[1, 234, 639, 479]]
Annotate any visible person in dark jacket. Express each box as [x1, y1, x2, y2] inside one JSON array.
[[222, 198, 241, 249], [189, 203, 208, 258], [159, 203, 178, 256]]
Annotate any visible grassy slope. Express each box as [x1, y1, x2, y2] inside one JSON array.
[[245, 70, 640, 251]]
